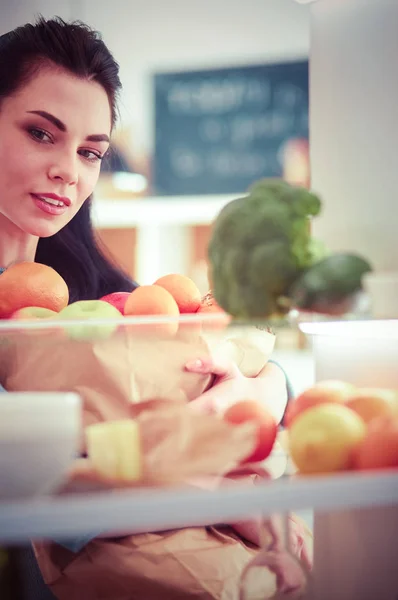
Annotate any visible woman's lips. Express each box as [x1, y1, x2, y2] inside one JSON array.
[[30, 193, 70, 216]]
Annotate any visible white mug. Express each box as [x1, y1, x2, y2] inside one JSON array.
[[0, 392, 81, 499]]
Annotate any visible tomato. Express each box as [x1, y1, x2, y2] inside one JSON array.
[[223, 400, 277, 463]]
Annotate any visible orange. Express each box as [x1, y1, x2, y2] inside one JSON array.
[[353, 415, 398, 470], [124, 285, 180, 336], [345, 388, 397, 424], [154, 274, 201, 314], [0, 262, 69, 318], [197, 291, 231, 330], [285, 380, 356, 427]]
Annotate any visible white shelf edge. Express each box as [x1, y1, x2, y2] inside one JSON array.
[[91, 194, 239, 228], [0, 471, 397, 544]]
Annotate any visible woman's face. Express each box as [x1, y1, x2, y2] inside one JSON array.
[[0, 66, 112, 238]]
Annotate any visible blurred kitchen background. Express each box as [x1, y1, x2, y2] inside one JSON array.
[[1, 0, 310, 284]]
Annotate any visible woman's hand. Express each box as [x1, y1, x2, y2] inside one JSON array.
[[185, 357, 288, 424], [185, 358, 290, 548]]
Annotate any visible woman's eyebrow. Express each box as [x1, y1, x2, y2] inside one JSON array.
[[86, 133, 110, 143], [26, 110, 110, 143], [27, 110, 66, 131]]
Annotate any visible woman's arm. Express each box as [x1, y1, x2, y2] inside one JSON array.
[[186, 356, 291, 426], [251, 360, 291, 424]]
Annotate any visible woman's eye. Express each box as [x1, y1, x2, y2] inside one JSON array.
[[79, 149, 103, 163], [29, 128, 52, 143]]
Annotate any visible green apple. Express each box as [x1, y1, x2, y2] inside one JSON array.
[[11, 306, 58, 321], [58, 300, 122, 341], [9, 306, 62, 340]]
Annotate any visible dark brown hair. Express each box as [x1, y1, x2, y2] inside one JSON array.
[[0, 16, 137, 300]]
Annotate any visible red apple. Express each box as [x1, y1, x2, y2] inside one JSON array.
[[223, 400, 278, 463], [100, 292, 130, 315]]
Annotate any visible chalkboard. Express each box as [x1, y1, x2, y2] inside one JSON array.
[[153, 60, 309, 196]]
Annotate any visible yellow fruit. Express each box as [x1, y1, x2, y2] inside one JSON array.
[[86, 420, 142, 482], [289, 403, 366, 474]]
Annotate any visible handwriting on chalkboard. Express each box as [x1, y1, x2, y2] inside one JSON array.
[[167, 78, 271, 114], [154, 61, 309, 196]]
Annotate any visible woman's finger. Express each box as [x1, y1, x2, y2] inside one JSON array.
[[185, 357, 239, 379]]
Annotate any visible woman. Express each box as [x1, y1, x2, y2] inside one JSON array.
[[0, 16, 300, 599], [0, 15, 289, 416], [0, 18, 135, 300]]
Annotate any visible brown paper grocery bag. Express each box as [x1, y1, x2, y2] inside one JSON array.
[[3, 324, 275, 432], [3, 327, 212, 429], [34, 526, 261, 600], [33, 469, 312, 600]]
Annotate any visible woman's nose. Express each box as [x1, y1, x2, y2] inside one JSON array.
[[48, 153, 78, 185]]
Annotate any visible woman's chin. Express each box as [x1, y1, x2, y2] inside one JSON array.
[[25, 219, 66, 238]]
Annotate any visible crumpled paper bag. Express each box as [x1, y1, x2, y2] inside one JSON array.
[[2, 326, 213, 431], [34, 526, 262, 600], [2, 323, 275, 435], [33, 468, 312, 600], [61, 401, 259, 488]]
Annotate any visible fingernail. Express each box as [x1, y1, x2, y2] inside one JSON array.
[[186, 359, 204, 370]]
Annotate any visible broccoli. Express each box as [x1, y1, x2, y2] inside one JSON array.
[[208, 180, 372, 320]]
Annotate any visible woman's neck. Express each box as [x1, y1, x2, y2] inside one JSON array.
[[0, 215, 39, 267]]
